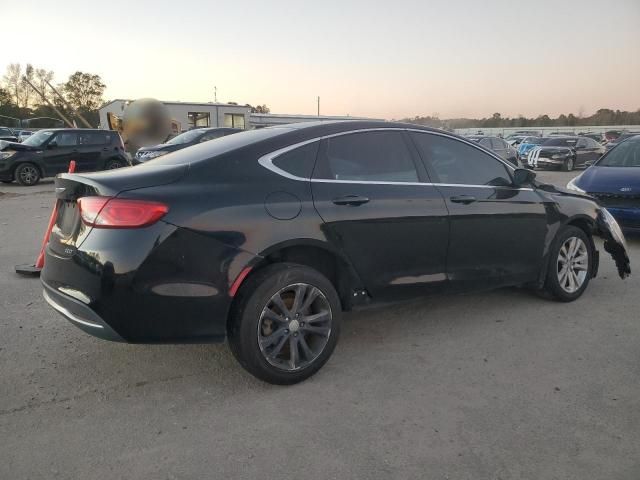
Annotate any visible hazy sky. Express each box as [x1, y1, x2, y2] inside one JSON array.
[[2, 0, 639, 119]]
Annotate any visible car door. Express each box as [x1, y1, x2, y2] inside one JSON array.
[[43, 131, 78, 175], [77, 132, 108, 171], [311, 129, 449, 300], [409, 131, 549, 290]]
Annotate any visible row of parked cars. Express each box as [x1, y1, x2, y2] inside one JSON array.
[[0, 126, 241, 185], [468, 130, 640, 172], [0, 126, 33, 143]]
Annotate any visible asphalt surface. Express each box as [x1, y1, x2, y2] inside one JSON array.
[[1, 170, 639, 479]]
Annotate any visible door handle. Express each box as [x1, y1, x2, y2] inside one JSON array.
[[332, 195, 370, 206], [450, 195, 477, 204]]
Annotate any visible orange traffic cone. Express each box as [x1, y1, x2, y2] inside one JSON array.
[[15, 161, 77, 276]]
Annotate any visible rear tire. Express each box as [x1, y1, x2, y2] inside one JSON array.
[[228, 263, 342, 385], [105, 159, 125, 170], [541, 226, 593, 302], [15, 163, 41, 186], [561, 157, 575, 171]]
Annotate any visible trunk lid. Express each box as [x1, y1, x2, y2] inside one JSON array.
[[49, 163, 187, 258]]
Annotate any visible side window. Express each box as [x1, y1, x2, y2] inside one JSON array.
[[491, 138, 505, 150], [576, 138, 588, 148], [55, 132, 78, 147], [479, 138, 492, 149], [79, 132, 108, 145], [272, 141, 319, 179], [314, 131, 418, 182], [411, 133, 512, 187]]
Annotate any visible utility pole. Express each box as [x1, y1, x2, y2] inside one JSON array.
[[44, 80, 93, 128], [214, 86, 217, 103], [22, 77, 75, 128], [317, 96, 320, 116]]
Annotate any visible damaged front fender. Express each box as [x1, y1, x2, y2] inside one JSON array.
[[596, 208, 631, 279]]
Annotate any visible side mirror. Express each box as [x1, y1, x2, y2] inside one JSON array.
[[47, 141, 57, 149], [513, 168, 536, 187]]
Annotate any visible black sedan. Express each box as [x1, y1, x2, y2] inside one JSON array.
[[467, 135, 519, 166], [525, 136, 605, 171], [41, 121, 630, 384], [134, 127, 240, 163]]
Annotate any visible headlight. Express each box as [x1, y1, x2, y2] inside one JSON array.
[[0, 151, 16, 160], [566, 177, 586, 193], [601, 208, 627, 250]]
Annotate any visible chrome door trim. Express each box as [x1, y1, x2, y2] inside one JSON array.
[[257, 128, 534, 191]]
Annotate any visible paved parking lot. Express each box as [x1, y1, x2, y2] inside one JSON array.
[[1, 170, 639, 479]]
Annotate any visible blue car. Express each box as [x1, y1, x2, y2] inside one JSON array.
[[517, 136, 545, 161], [568, 135, 640, 232]]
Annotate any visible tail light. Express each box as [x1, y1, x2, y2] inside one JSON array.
[[78, 196, 168, 228]]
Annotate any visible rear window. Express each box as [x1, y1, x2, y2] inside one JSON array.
[[143, 127, 293, 166], [272, 141, 319, 178]]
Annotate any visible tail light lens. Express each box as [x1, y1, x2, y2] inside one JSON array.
[[78, 196, 168, 228]]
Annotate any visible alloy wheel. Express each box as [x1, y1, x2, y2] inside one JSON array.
[[257, 283, 332, 371], [19, 165, 39, 185], [557, 237, 588, 293]]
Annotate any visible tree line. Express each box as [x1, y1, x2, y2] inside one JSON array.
[[401, 109, 640, 130], [0, 64, 106, 128]]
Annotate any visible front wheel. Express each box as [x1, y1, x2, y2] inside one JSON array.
[[228, 263, 342, 385], [15, 163, 41, 186], [542, 226, 593, 302]]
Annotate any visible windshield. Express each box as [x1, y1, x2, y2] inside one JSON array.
[[523, 137, 545, 145], [598, 138, 640, 167], [22, 130, 55, 147], [166, 130, 205, 145]]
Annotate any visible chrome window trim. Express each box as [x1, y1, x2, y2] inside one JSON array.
[[257, 128, 533, 192]]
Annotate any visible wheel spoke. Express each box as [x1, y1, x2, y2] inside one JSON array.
[[289, 284, 306, 315], [260, 328, 287, 349], [303, 310, 330, 324], [298, 335, 314, 360], [268, 332, 289, 359], [558, 267, 568, 285], [263, 307, 287, 324], [299, 287, 320, 313], [302, 324, 330, 337], [289, 336, 299, 369], [271, 293, 291, 317]]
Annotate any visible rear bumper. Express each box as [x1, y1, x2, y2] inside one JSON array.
[[41, 223, 256, 343], [42, 282, 124, 342]]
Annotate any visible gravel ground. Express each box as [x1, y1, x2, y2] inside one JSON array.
[[1, 170, 639, 480]]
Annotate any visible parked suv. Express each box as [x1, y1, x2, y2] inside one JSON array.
[[0, 128, 129, 185]]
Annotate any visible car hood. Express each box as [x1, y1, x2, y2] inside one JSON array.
[[0, 140, 39, 152], [535, 146, 573, 154], [575, 166, 640, 194]]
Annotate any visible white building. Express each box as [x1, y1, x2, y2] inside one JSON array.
[[99, 100, 380, 133], [99, 100, 251, 132]]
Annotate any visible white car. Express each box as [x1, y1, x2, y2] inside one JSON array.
[[17, 130, 33, 142]]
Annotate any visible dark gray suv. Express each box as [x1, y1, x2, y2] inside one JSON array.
[[0, 128, 129, 185]]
